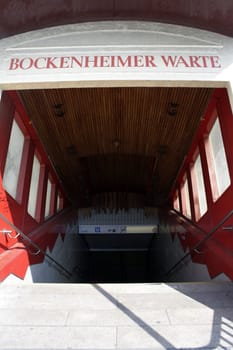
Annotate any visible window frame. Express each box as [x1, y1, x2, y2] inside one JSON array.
[[191, 151, 208, 221], [27, 151, 41, 220], [180, 173, 192, 219], [2, 116, 26, 201], [205, 115, 231, 202], [44, 175, 53, 219]]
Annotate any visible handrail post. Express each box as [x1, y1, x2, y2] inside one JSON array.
[[0, 212, 72, 279], [165, 208, 233, 278]]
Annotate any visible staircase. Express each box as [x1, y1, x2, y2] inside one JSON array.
[[163, 209, 233, 281], [0, 282, 233, 349]]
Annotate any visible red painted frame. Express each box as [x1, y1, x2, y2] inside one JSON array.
[[171, 88, 233, 225], [0, 91, 68, 253], [170, 88, 233, 279]]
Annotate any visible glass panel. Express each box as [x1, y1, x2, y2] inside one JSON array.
[[45, 178, 52, 218], [3, 120, 24, 199], [184, 178, 192, 218], [193, 155, 207, 217], [181, 177, 191, 219], [57, 192, 61, 212], [173, 191, 180, 211], [209, 118, 230, 200], [57, 192, 64, 212], [27, 155, 40, 218]]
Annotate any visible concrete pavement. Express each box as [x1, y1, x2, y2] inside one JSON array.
[[0, 282, 233, 349]]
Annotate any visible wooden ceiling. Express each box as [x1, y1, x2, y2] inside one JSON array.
[[19, 87, 212, 207]]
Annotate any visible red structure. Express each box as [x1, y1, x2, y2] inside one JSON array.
[[0, 91, 68, 280], [0, 87, 233, 281], [0, 1, 233, 283], [170, 89, 233, 279]]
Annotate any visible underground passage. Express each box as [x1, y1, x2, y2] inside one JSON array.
[[1, 85, 233, 283], [1, 4, 233, 349]]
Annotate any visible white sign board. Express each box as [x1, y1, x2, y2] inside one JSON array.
[[79, 225, 158, 234], [0, 21, 233, 108]]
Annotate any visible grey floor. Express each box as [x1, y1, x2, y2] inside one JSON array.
[[0, 282, 233, 349]]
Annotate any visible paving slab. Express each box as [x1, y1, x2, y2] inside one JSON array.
[[117, 324, 231, 349], [0, 326, 117, 349], [0, 282, 233, 349], [67, 308, 170, 327]]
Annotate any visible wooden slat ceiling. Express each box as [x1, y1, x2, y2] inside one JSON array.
[[19, 87, 212, 207]]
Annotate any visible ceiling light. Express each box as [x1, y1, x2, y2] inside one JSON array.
[[167, 102, 179, 117], [66, 144, 77, 155], [55, 110, 64, 117], [53, 103, 65, 118], [113, 138, 120, 148], [158, 145, 168, 155]]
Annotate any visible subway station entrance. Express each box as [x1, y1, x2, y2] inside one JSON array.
[[0, 20, 233, 283], [1, 4, 233, 348], [16, 85, 213, 283]]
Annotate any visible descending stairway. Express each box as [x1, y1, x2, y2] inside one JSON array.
[[163, 209, 233, 281], [0, 282, 233, 349]]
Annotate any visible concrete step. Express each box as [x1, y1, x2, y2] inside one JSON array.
[[0, 282, 233, 349]]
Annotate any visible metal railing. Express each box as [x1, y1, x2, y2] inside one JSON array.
[[165, 208, 233, 277], [0, 212, 72, 279]]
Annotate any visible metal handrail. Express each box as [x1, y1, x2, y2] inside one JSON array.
[[169, 209, 209, 235], [165, 208, 233, 277], [0, 212, 72, 279]]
